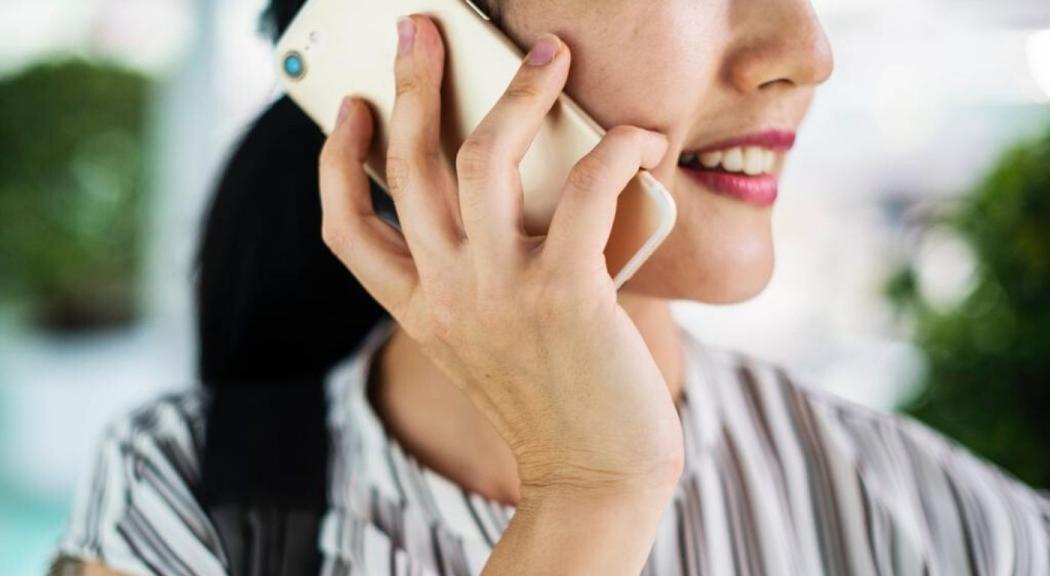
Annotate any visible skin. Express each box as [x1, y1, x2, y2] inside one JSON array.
[[368, 0, 833, 509], [83, 1, 832, 573]]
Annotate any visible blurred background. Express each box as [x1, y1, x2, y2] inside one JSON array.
[[0, 0, 1047, 573]]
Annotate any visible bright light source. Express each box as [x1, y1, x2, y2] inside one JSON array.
[[917, 228, 977, 313], [1028, 29, 1050, 101]]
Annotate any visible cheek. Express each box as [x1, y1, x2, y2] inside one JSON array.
[[565, 54, 690, 130], [568, 40, 775, 303], [544, 6, 719, 134]]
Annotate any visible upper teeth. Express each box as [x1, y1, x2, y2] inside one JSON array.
[[681, 146, 777, 176]]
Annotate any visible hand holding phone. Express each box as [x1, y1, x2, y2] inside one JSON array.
[[318, 22, 684, 573], [276, 0, 676, 287]]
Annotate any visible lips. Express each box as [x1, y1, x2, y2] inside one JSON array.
[[677, 130, 795, 207]]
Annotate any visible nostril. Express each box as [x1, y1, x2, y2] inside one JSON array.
[[758, 78, 793, 91]]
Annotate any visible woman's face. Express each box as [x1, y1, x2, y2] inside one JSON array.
[[499, 0, 834, 303]]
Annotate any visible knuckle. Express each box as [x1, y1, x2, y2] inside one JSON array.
[[385, 154, 413, 195], [395, 74, 423, 99], [427, 304, 458, 345], [504, 78, 542, 102], [412, 291, 460, 348], [474, 285, 510, 323], [606, 125, 645, 143], [402, 313, 438, 351], [320, 217, 347, 255], [525, 266, 576, 320], [456, 136, 494, 182], [535, 282, 577, 324], [605, 126, 649, 158], [567, 154, 610, 193]]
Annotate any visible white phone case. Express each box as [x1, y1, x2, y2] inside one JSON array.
[[275, 0, 677, 288]]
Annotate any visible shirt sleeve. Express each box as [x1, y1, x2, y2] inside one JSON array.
[[57, 399, 229, 576]]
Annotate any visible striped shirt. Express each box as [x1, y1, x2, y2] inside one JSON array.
[[58, 319, 1050, 575]]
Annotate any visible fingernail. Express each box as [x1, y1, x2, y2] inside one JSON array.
[[526, 34, 560, 67], [397, 17, 416, 56], [336, 97, 353, 127]]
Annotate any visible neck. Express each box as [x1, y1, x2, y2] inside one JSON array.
[[370, 292, 684, 505]]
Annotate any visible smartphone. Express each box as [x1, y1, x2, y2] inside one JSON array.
[[275, 0, 677, 288]]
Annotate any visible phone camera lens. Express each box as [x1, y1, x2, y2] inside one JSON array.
[[283, 52, 306, 80]]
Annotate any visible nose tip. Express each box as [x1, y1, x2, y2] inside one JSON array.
[[803, 30, 835, 86], [727, 1, 835, 93]]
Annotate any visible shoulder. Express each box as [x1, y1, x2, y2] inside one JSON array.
[[92, 390, 210, 499], [58, 389, 229, 576], [106, 390, 208, 456], [681, 327, 1050, 572], [680, 324, 943, 446], [682, 325, 1025, 481]]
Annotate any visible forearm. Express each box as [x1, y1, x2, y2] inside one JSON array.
[[482, 479, 676, 575], [48, 556, 128, 576]]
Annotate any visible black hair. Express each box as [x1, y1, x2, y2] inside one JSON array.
[[194, 0, 386, 559], [259, 0, 308, 42], [195, 93, 388, 502]]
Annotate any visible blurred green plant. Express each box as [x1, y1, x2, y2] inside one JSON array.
[[886, 126, 1050, 489], [0, 59, 152, 331]]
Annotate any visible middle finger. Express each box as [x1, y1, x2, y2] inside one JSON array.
[[387, 15, 463, 263]]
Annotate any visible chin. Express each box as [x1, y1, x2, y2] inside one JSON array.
[[621, 206, 776, 304]]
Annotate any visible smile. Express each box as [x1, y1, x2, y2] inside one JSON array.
[[677, 130, 796, 207]]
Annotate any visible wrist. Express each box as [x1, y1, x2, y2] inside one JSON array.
[[514, 440, 685, 503], [484, 473, 677, 576], [517, 460, 681, 517]]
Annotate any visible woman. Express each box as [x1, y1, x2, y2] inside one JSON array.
[[53, 0, 1050, 574]]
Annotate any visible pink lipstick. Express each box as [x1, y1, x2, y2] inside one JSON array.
[[678, 130, 795, 207]]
